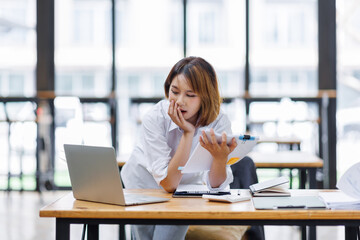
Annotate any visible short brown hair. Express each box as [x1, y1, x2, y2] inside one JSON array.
[[164, 56, 222, 127]]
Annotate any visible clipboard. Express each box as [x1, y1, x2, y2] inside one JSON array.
[[179, 131, 259, 173], [252, 196, 327, 209]]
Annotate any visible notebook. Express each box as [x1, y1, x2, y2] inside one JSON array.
[[172, 184, 230, 198], [64, 144, 170, 206], [249, 177, 291, 197]]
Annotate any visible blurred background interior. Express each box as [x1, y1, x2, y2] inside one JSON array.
[[0, 0, 360, 239]]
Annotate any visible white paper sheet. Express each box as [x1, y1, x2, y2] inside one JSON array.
[[319, 191, 360, 209], [336, 162, 360, 199], [180, 131, 258, 173]]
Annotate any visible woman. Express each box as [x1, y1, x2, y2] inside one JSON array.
[[121, 56, 237, 240]]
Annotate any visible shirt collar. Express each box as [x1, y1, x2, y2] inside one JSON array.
[[169, 120, 180, 132]]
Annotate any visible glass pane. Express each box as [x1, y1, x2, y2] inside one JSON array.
[[249, 0, 318, 96], [54, 0, 113, 186], [116, 0, 183, 156], [55, 0, 112, 97], [248, 99, 319, 154], [337, 0, 360, 177], [187, 0, 246, 134], [187, 0, 245, 98], [0, 102, 37, 190], [0, 0, 36, 97], [53, 97, 113, 187]]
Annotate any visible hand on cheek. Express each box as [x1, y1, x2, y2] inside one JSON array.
[[168, 100, 195, 133]]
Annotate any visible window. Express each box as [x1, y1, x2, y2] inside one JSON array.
[[169, 0, 182, 45], [55, 0, 112, 187], [198, 11, 216, 44], [188, 0, 245, 98], [0, 0, 36, 190], [0, 0, 36, 97], [56, 75, 73, 94], [73, 9, 94, 44], [250, 0, 318, 96], [9, 74, 25, 95], [337, 0, 360, 177], [116, 0, 183, 155], [55, 0, 112, 97], [81, 74, 95, 94]]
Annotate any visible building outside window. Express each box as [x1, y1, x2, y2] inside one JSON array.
[[0, 0, 36, 190]]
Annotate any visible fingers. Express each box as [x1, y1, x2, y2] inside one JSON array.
[[229, 137, 237, 152], [209, 128, 217, 145], [220, 132, 227, 147], [168, 100, 172, 114], [177, 106, 185, 123], [199, 135, 205, 147], [168, 100, 180, 122], [201, 130, 210, 145]]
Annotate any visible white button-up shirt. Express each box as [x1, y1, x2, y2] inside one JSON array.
[[121, 99, 234, 191]]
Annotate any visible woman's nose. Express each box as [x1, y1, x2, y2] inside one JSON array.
[[176, 95, 184, 106]]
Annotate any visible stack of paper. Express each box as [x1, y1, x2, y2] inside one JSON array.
[[319, 191, 360, 209], [319, 162, 360, 209]]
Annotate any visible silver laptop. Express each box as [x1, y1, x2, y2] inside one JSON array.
[[64, 144, 170, 206]]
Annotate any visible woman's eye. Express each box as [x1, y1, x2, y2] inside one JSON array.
[[187, 94, 196, 97], [171, 90, 179, 95]]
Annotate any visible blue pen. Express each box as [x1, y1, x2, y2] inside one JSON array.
[[238, 135, 256, 141]]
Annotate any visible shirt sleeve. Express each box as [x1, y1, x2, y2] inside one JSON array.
[[141, 110, 173, 186], [204, 166, 234, 191], [203, 113, 234, 190]]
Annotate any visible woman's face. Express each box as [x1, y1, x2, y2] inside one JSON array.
[[168, 74, 201, 125]]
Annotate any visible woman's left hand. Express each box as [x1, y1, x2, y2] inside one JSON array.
[[199, 128, 237, 164]]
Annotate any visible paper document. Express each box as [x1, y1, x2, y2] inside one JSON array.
[[319, 191, 360, 209], [336, 162, 360, 199], [319, 162, 360, 209], [180, 131, 258, 173]]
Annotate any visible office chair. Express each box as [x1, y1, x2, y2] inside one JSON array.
[[230, 156, 265, 240]]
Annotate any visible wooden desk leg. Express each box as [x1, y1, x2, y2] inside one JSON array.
[[56, 218, 70, 240], [302, 226, 316, 240], [87, 224, 99, 240], [345, 226, 358, 240], [301, 226, 306, 240], [119, 224, 126, 240], [308, 226, 316, 240], [308, 169, 317, 189], [300, 169, 306, 189]]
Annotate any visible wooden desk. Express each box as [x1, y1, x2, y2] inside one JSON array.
[[249, 151, 323, 189], [258, 136, 302, 150], [40, 189, 360, 240]]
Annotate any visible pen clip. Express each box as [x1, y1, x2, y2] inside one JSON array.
[[238, 135, 254, 143]]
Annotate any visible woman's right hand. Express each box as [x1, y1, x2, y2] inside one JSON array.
[[168, 100, 195, 133]]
